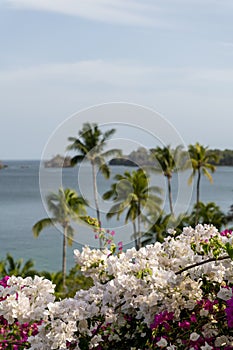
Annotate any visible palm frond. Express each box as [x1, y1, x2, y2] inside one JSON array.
[[102, 128, 116, 140], [66, 225, 75, 246], [101, 149, 122, 158], [32, 218, 56, 237], [188, 171, 195, 185], [70, 155, 85, 166], [202, 168, 213, 183], [67, 138, 88, 155], [99, 162, 110, 179]]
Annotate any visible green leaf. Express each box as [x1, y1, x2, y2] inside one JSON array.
[[225, 242, 233, 260]]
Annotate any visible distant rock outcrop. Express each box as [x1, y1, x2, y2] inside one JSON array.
[[0, 161, 7, 169], [109, 158, 138, 167], [44, 155, 72, 168]]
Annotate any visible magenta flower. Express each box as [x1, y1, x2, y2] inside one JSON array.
[[220, 229, 233, 236], [226, 295, 233, 328], [0, 276, 10, 288], [178, 320, 190, 329], [117, 241, 123, 251], [190, 313, 197, 323], [150, 310, 174, 329]]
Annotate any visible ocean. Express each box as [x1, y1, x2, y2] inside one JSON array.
[[0, 160, 232, 272]]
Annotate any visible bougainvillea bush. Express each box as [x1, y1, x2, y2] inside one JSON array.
[[0, 275, 54, 349], [1, 225, 233, 349]]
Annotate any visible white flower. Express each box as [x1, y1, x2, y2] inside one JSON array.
[[156, 337, 168, 347], [200, 309, 209, 316], [201, 341, 213, 350], [190, 332, 200, 341], [0, 276, 55, 324], [1, 225, 231, 349], [217, 286, 233, 301], [214, 335, 229, 347], [89, 334, 103, 348]]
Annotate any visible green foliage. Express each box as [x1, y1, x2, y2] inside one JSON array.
[[226, 204, 233, 225], [150, 145, 189, 216], [187, 201, 227, 230], [225, 242, 233, 260], [103, 168, 162, 249], [136, 266, 152, 280], [142, 211, 190, 244], [188, 142, 219, 224], [142, 201, 232, 245], [150, 144, 187, 176], [67, 122, 121, 186], [207, 148, 233, 166], [188, 142, 218, 185], [32, 187, 88, 289], [42, 265, 93, 300], [67, 122, 122, 242], [0, 253, 39, 278]]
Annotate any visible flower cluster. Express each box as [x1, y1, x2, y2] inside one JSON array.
[[81, 215, 123, 254], [0, 275, 55, 349], [1, 225, 233, 349]]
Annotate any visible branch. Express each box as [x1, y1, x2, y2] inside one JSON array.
[[175, 255, 230, 275]]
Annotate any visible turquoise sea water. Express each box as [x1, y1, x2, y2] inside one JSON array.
[[0, 160, 232, 272]]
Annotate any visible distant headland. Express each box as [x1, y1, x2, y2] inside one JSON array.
[[110, 147, 233, 167], [43, 148, 233, 168], [44, 154, 72, 168], [0, 161, 7, 169]]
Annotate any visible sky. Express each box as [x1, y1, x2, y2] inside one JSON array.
[[1, 0, 233, 159]]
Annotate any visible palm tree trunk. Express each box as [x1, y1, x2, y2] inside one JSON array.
[[62, 225, 67, 290], [137, 201, 141, 249], [167, 177, 174, 216], [91, 160, 102, 248], [195, 168, 201, 225], [132, 220, 139, 250]]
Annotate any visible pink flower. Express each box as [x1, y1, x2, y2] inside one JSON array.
[[178, 320, 190, 329], [0, 276, 10, 288], [190, 313, 197, 323], [150, 311, 174, 329], [117, 241, 123, 251], [220, 229, 233, 236], [226, 294, 233, 328]]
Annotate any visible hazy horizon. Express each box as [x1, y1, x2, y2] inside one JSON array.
[[1, 1, 233, 159]]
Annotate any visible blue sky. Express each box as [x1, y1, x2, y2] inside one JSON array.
[[1, 0, 233, 159]]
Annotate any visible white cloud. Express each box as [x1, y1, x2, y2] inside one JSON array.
[[220, 41, 233, 48], [0, 60, 156, 87], [2, 60, 233, 89], [186, 68, 233, 83], [5, 0, 160, 26], [1, 59, 233, 158]]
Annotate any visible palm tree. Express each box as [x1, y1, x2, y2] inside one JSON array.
[[150, 145, 186, 216], [226, 205, 233, 228], [142, 211, 190, 245], [142, 212, 172, 245], [0, 254, 39, 278], [67, 122, 121, 246], [188, 143, 219, 224], [32, 188, 87, 289], [103, 168, 162, 249], [187, 201, 227, 231]]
